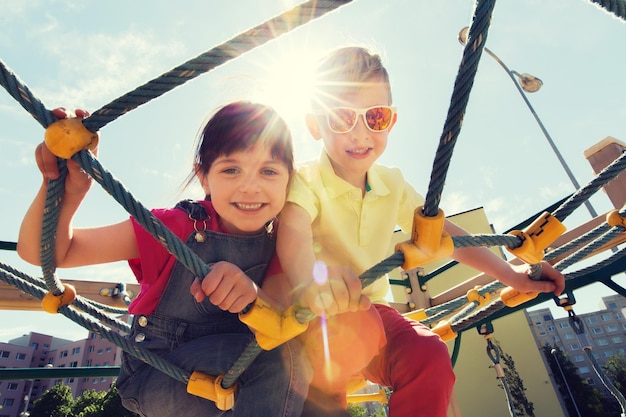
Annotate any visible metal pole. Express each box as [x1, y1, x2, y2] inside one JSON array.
[[551, 349, 582, 417], [481, 45, 599, 219]]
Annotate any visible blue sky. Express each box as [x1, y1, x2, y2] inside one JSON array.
[[1, 0, 625, 341]]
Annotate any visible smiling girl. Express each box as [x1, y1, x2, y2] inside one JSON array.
[[17, 101, 310, 417]]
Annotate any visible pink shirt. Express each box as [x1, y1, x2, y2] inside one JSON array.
[[127, 200, 226, 315]]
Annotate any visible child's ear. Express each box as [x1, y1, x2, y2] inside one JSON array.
[[305, 114, 323, 140], [195, 164, 210, 194]]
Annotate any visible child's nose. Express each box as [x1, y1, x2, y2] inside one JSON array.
[[239, 174, 261, 192], [352, 115, 370, 136]]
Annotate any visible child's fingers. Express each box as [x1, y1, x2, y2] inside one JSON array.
[[35, 143, 60, 179], [189, 278, 205, 302]]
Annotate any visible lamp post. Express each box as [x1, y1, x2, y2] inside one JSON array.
[[551, 348, 582, 417], [458, 27, 598, 219]]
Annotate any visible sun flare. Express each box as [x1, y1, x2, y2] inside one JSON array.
[[252, 47, 320, 125]]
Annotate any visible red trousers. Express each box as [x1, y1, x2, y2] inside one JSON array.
[[303, 304, 455, 417]]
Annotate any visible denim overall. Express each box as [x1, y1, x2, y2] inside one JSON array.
[[116, 201, 310, 417]]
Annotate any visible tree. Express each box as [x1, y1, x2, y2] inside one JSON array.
[[347, 403, 367, 417], [29, 382, 73, 417], [542, 344, 612, 417], [495, 339, 535, 417], [604, 353, 626, 397]]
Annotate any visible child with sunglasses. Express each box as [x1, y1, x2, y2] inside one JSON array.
[[276, 46, 565, 417], [18, 102, 312, 417]]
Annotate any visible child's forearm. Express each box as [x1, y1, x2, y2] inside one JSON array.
[[17, 181, 86, 266], [276, 204, 316, 292]]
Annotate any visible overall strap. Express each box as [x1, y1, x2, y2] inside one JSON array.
[[175, 199, 209, 221]]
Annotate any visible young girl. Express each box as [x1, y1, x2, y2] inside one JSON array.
[[17, 102, 311, 417]]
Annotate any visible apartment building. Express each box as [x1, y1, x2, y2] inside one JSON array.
[[0, 330, 122, 417], [526, 294, 626, 410]]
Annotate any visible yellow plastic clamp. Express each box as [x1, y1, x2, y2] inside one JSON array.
[[347, 389, 388, 405], [499, 286, 538, 308], [607, 209, 626, 228], [466, 286, 490, 308], [402, 308, 427, 322], [346, 378, 367, 395], [239, 297, 308, 350], [41, 284, 77, 314], [431, 320, 457, 342], [44, 117, 99, 159], [395, 206, 454, 270], [187, 372, 235, 411], [506, 211, 566, 265]]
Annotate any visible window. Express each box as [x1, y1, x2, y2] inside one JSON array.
[[543, 314, 552, 321], [547, 326, 555, 332], [43, 344, 49, 348], [97, 349, 103, 355], [0, 351, 10, 358], [607, 302, 618, 309], [612, 336, 624, 344], [86, 359, 92, 367], [2, 398, 14, 407], [105, 347, 112, 353], [60, 350, 68, 358], [535, 320, 543, 326], [72, 347, 81, 355], [607, 324, 618, 332], [564, 333, 575, 340], [70, 361, 78, 368], [539, 331, 547, 336], [559, 322, 570, 329], [66, 378, 74, 384], [592, 328, 603, 334], [578, 366, 590, 374], [31, 342, 39, 349], [88, 346, 95, 353], [597, 339, 609, 346], [601, 314, 612, 321], [7, 382, 18, 391], [569, 344, 580, 350], [16, 353, 26, 361], [587, 317, 597, 324], [604, 350, 614, 357], [573, 355, 585, 362]]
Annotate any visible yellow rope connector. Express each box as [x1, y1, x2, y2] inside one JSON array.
[[402, 308, 427, 322], [606, 209, 626, 228], [395, 206, 454, 270], [499, 286, 538, 308], [431, 320, 457, 342], [187, 372, 235, 411], [239, 296, 308, 350], [41, 284, 76, 314], [44, 117, 99, 159], [347, 378, 367, 394], [466, 286, 490, 308], [506, 211, 566, 265], [346, 388, 389, 405]]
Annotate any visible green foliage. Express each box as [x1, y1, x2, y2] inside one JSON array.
[[347, 403, 367, 417], [542, 344, 617, 417], [495, 339, 535, 417], [27, 382, 140, 417], [604, 353, 626, 396], [29, 382, 73, 417]]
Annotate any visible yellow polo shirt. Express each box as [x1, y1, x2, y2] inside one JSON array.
[[288, 151, 424, 305]]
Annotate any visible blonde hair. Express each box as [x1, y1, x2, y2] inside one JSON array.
[[311, 46, 392, 110]]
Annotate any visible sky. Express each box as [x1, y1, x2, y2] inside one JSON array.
[[0, 0, 625, 342]]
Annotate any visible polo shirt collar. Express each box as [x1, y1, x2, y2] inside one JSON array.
[[318, 151, 391, 198]]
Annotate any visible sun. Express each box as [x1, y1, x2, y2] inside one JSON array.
[[252, 45, 321, 125]]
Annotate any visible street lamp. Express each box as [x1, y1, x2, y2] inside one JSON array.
[[458, 27, 598, 219], [551, 348, 582, 417]]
